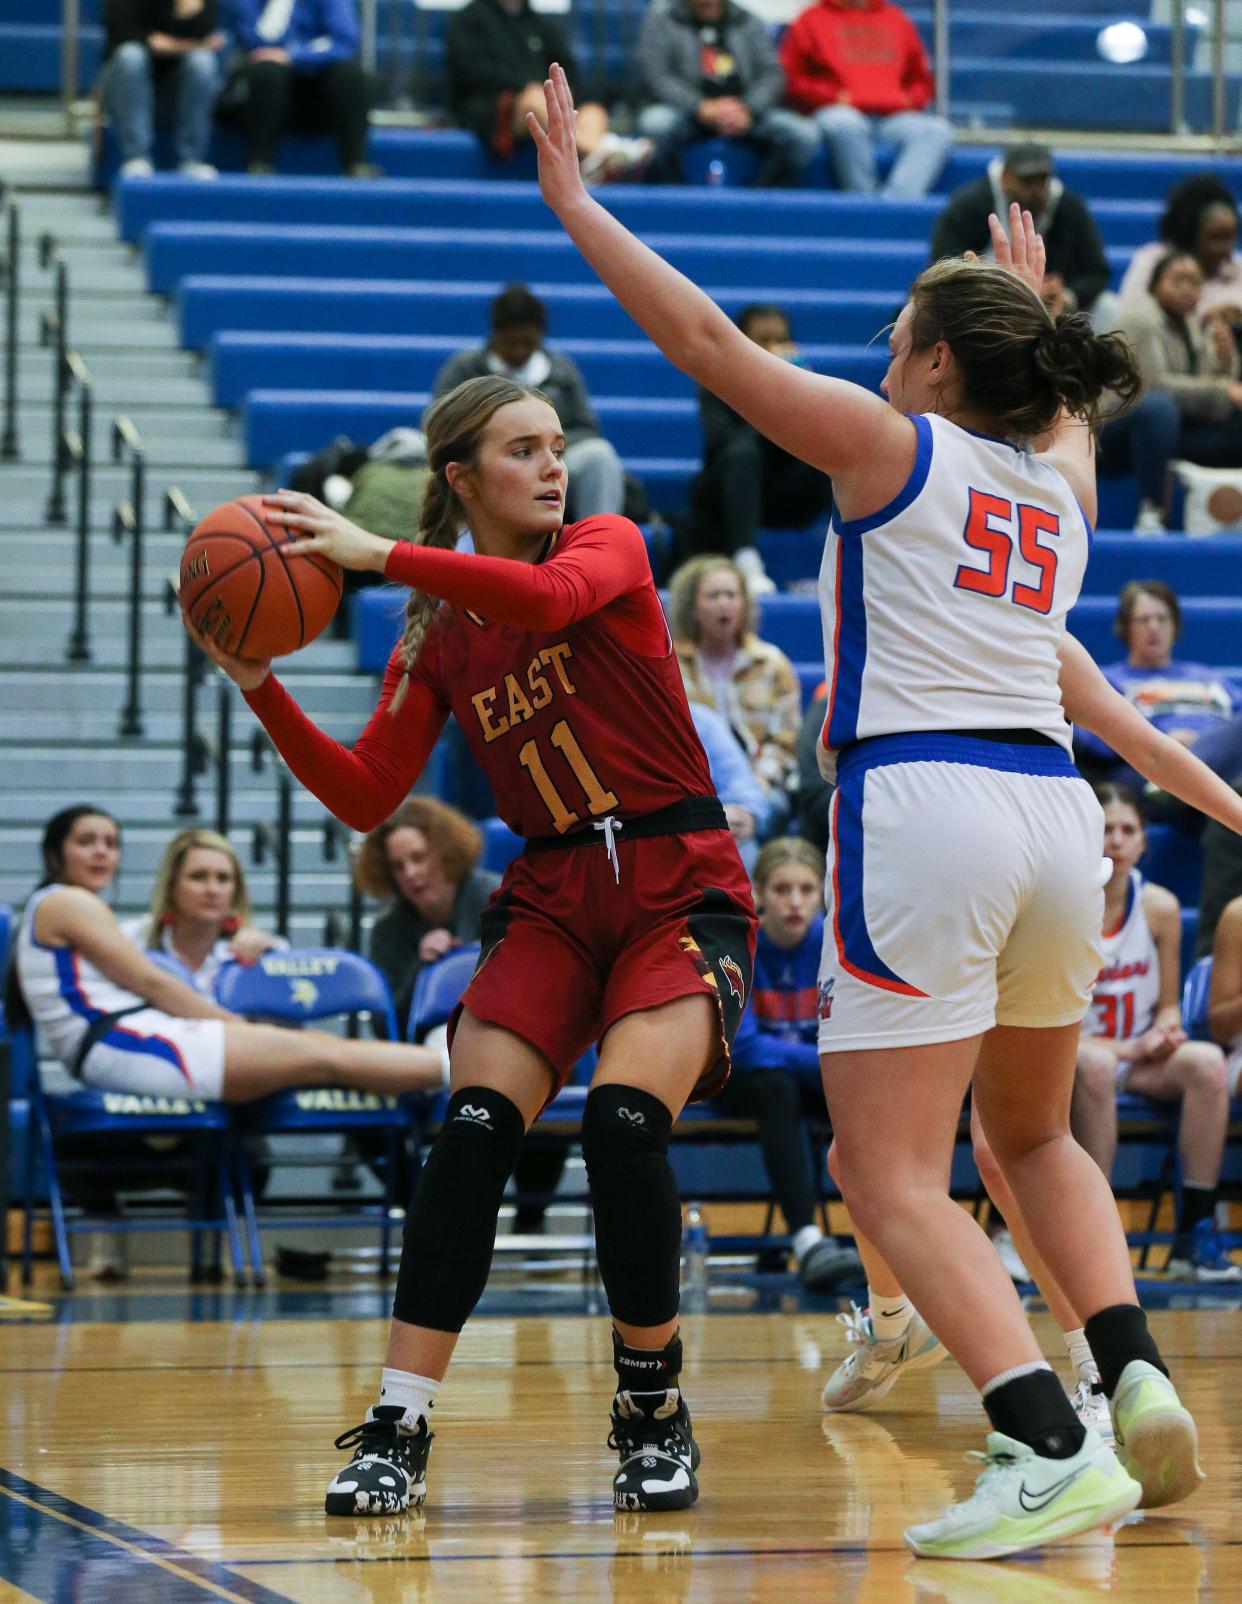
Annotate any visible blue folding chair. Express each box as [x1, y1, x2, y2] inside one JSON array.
[[217, 947, 414, 1285], [9, 1012, 245, 1291], [1183, 955, 1214, 1040]]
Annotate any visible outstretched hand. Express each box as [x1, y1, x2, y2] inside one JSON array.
[[263, 490, 392, 573], [182, 614, 271, 693], [987, 201, 1046, 298], [528, 63, 588, 217]]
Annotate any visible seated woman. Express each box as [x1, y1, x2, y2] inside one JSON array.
[[122, 827, 285, 995], [354, 798, 500, 1037], [714, 838, 860, 1292], [1207, 888, 1242, 1100], [669, 555, 801, 822], [8, 806, 448, 1102], [1071, 785, 1238, 1282]]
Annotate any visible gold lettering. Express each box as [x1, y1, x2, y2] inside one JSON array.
[[181, 552, 210, 583], [542, 642, 577, 695], [527, 657, 553, 710], [505, 672, 534, 726], [472, 685, 509, 744]]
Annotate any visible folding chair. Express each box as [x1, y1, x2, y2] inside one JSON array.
[[217, 948, 414, 1286], [10, 1014, 244, 1291]]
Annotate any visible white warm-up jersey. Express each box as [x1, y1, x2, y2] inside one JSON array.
[[16, 885, 146, 1064], [1084, 871, 1161, 1040], [818, 413, 1091, 767]]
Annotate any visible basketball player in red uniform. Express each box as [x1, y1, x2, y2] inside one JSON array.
[[190, 374, 757, 1517]]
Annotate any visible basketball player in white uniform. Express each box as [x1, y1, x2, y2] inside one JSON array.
[[1075, 785, 1237, 1281], [11, 806, 448, 1101], [532, 67, 1242, 1556]]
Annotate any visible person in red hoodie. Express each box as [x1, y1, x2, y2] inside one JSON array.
[[780, 0, 953, 197]]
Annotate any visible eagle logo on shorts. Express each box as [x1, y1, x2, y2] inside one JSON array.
[[718, 956, 746, 1006], [289, 978, 319, 1010], [818, 978, 835, 1021]]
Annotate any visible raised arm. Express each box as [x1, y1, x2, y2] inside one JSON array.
[[266, 499, 654, 634], [1059, 634, 1242, 834], [526, 65, 909, 485]]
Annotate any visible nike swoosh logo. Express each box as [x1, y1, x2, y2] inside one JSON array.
[[1017, 1465, 1087, 1512]]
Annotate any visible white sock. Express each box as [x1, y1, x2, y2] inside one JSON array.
[[1063, 1326, 1097, 1384], [867, 1289, 912, 1342], [792, 1224, 823, 1262], [378, 1366, 438, 1427]]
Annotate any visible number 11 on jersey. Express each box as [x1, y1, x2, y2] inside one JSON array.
[[518, 719, 619, 833]]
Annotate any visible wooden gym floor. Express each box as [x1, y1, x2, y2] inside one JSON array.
[[0, 1293, 1239, 1603]]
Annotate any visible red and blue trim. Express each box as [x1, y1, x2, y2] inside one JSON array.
[[829, 787, 927, 998], [824, 415, 934, 750], [835, 730, 1077, 784]]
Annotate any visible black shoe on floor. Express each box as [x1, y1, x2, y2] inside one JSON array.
[[325, 1405, 433, 1516], [609, 1388, 700, 1512], [798, 1237, 864, 1293]]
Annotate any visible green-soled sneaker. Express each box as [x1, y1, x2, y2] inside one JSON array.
[[903, 1430, 1140, 1561], [1111, 1360, 1204, 1509]]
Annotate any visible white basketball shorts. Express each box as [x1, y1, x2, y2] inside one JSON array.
[[817, 733, 1108, 1053], [80, 1009, 226, 1099]]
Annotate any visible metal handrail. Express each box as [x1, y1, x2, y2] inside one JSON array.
[[251, 731, 294, 940], [61, 351, 94, 662], [165, 487, 210, 817], [1, 194, 18, 461], [932, 0, 949, 123], [112, 417, 146, 736], [61, 0, 80, 136]]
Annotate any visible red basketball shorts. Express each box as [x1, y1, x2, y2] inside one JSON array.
[[455, 827, 757, 1099]]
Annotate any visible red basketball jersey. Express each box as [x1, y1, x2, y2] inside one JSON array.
[[411, 519, 714, 838]]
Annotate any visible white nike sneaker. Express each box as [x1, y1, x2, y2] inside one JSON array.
[[903, 1430, 1141, 1560], [1071, 1375, 1113, 1443], [821, 1302, 946, 1413]]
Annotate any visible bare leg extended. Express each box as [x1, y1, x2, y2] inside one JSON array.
[[221, 1022, 446, 1100]]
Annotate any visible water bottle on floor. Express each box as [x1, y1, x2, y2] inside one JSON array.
[[681, 1203, 710, 1312]]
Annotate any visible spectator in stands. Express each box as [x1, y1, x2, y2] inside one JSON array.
[[122, 828, 286, 995], [795, 684, 831, 851], [1119, 172, 1242, 320], [1112, 252, 1242, 488], [226, 0, 373, 177], [1075, 580, 1242, 794], [635, 0, 818, 186], [432, 286, 627, 521], [1071, 785, 1238, 1282], [930, 143, 1116, 329], [684, 304, 833, 592], [446, 0, 650, 180], [353, 798, 499, 1036], [669, 555, 802, 810], [101, 0, 222, 179], [780, 0, 953, 198], [6, 805, 450, 1103], [688, 700, 773, 871], [718, 838, 862, 1291]]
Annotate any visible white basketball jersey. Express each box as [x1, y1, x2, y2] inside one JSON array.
[[16, 886, 145, 1064], [1084, 871, 1160, 1040], [818, 413, 1090, 767]]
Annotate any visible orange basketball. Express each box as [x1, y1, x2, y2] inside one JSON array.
[[179, 495, 343, 661]]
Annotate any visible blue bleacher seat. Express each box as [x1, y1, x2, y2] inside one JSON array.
[[1183, 955, 1213, 1040], [1068, 598, 1242, 668], [1086, 535, 1242, 598], [481, 819, 523, 875], [216, 948, 415, 1284], [1142, 823, 1204, 911]]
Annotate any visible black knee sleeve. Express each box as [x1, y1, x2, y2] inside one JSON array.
[[582, 1084, 680, 1328], [392, 1087, 525, 1332]]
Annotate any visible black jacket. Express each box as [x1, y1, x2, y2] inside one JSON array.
[[103, 0, 217, 60], [931, 167, 1111, 314], [446, 0, 580, 145]]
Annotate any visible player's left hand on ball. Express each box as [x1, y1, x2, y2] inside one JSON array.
[[184, 615, 271, 692], [529, 63, 587, 214], [264, 490, 391, 572]]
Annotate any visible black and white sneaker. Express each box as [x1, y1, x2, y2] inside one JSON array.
[[325, 1405, 433, 1516], [609, 1388, 700, 1512]]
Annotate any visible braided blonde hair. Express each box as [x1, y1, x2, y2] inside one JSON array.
[[389, 374, 547, 713]]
